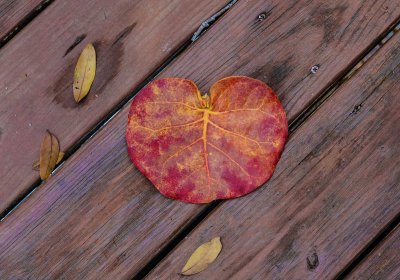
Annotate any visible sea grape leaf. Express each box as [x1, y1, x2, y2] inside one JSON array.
[[73, 43, 96, 102], [39, 131, 60, 180], [181, 237, 222, 275], [126, 76, 288, 203]]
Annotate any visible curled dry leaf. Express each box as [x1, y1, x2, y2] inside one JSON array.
[[32, 152, 64, 171], [73, 43, 96, 102], [181, 237, 222, 276], [39, 131, 60, 180], [126, 76, 288, 203]]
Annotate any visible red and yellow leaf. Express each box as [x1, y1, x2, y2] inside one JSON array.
[[126, 76, 288, 203]]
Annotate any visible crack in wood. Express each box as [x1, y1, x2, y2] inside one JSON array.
[[63, 34, 87, 57], [0, 0, 239, 222], [191, 0, 238, 42], [132, 15, 400, 280], [0, 0, 54, 49]]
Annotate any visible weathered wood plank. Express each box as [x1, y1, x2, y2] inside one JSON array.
[[148, 33, 400, 279], [1, 0, 399, 279], [0, 0, 229, 212], [347, 225, 400, 280], [0, 0, 43, 42]]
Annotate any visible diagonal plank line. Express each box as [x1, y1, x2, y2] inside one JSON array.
[[0, 3, 396, 280], [335, 205, 400, 279], [131, 17, 400, 280], [0, 0, 240, 221], [0, 0, 55, 49]]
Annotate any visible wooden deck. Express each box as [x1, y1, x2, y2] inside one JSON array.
[[0, 0, 399, 279]]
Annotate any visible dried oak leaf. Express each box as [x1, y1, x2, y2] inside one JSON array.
[[181, 237, 222, 276], [126, 77, 288, 203], [73, 43, 96, 102], [39, 131, 60, 180], [32, 152, 64, 171]]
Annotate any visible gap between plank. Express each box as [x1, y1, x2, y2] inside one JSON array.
[[0, 3, 398, 277], [289, 19, 400, 134], [132, 17, 400, 280], [0, 0, 55, 49], [0, 0, 239, 221], [335, 213, 400, 279]]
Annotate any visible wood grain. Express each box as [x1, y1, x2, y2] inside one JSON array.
[[0, 0, 43, 41], [0, 0, 229, 212], [0, 0, 399, 278], [148, 33, 400, 279], [347, 225, 400, 280]]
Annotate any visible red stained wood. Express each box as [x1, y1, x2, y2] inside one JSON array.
[[0, 0, 42, 41], [0, 0, 399, 278], [147, 33, 400, 279], [0, 0, 229, 212], [347, 225, 400, 279]]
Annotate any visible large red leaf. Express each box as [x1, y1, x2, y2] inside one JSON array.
[[126, 77, 288, 203]]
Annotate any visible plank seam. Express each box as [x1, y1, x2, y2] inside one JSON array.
[[133, 16, 400, 280], [289, 18, 400, 134], [0, 0, 55, 49], [335, 212, 400, 279], [0, 0, 240, 221], [191, 0, 238, 42]]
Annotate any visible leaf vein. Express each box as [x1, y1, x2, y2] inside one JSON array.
[[208, 142, 256, 179], [133, 118, 203, 132], [143, 101, 202, 111], [160, 138, 202, 173], [208, 120, 269, 149]]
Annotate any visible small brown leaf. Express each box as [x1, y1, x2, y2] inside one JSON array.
[[32, 151, 64, 171], [73, 43, 96, 102], [39, 131, 60, 180], [181, 237, 222, 276]]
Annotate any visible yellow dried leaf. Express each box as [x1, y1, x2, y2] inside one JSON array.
[[32, 151, 64, 171], [57, 151, 65, 164], [181, 237, 222, 276], [73, 43, 96, 102], [39, 131, 60, 180]]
